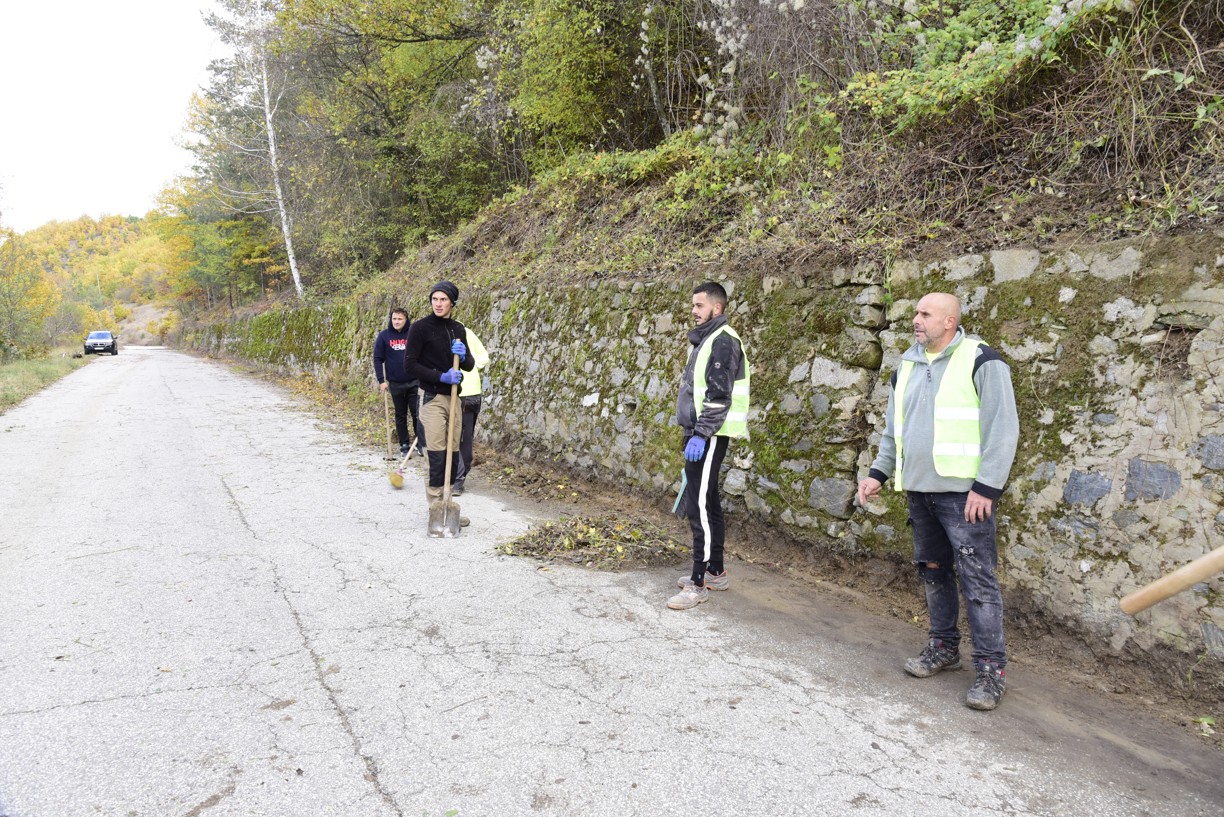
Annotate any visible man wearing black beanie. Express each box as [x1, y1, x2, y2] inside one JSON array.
[[405, 280, 475, 505]]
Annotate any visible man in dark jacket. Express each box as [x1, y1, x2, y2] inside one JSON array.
[[405, 281, 475, 502], [669, 281, 751, 611], [373, 308, 424, 457]]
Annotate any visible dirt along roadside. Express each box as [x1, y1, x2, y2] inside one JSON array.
[[235, 352, 1224, 754]]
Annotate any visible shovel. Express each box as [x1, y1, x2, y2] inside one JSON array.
[[428, 353, 462, 537]]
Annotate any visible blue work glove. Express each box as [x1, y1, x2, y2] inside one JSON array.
[[684, 436, 706, 462], [439, 368, 462, 385], [450, 339, 467, 359]]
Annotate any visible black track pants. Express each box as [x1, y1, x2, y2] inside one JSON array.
[[683, 435, 729, 579]]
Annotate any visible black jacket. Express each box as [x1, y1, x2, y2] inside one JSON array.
[[675, 315, 745, 439], [405, 313, 475, 396], [373, 315, 416, 385]]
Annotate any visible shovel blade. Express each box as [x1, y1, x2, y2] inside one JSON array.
[[428, 499, 461, 537]]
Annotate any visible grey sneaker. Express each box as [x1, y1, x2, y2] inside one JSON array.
[[966, 661, 1006, 710], [677, 571, 729, 591], [667, 580, 709, 610], [904, 638, 962, 678], [451, 480, 465, 497]]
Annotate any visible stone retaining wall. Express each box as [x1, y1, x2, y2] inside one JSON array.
[[184, 231, 1224, 663]]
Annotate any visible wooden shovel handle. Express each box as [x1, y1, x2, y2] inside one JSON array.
[[442, 353, 460, 506], [1120, 543, 1224, 615], [383, 384, 394, 458]]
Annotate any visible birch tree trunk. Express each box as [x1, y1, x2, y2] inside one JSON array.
[[258, 47, 303, 299]]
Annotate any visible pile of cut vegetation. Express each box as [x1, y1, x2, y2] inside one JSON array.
[[499, 514, 685, 571]]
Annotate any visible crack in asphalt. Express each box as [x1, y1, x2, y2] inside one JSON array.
[[271, 562, 405, 817], [0, 683, 249, 718]]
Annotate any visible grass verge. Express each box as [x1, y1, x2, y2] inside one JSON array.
[[0, 355, 89, 413]]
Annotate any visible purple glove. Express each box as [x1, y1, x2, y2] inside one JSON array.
[[684, 436, 706, 462], [439, 368, 462, 385], [451, 339, 467, 359]]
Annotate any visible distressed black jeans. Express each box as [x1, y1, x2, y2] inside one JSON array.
[[907, 491, 1007, 667]]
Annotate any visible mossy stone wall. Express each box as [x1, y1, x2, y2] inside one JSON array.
[[182, 231, 1224, 664]]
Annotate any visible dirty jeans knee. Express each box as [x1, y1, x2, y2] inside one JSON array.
[[950, 538, 1007, 666], [908, 493, 961, 649]]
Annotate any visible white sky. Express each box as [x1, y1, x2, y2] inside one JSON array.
[[0, 1, 226, 233]]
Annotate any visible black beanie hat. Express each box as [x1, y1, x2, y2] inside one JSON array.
[[430, 280, 459, 303]]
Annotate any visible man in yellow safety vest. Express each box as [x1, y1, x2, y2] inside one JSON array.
[[857, 292, 1019, 710], [668, 281, 751, 611]]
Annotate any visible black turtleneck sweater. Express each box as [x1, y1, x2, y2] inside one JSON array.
[[405, 313, 475, 396]]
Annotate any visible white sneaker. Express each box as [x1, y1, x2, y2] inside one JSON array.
[[676, 570, 729, 591], [667, 580, 709, 610]]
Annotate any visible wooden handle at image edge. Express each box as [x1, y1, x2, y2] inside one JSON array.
[[1119, 544, 1224, 615]]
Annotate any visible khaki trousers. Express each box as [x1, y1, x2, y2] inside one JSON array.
[[420, 392, 462, 451]]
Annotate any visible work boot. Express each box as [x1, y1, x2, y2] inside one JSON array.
[[667, 579, 709, 610], [966, 661, 1006, 710], [677, 570, 729, 591], [460, 516, 470, 527], [904, 638, 962, 678]]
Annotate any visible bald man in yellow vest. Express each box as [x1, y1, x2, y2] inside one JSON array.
[[858, 293, 1019, 710]]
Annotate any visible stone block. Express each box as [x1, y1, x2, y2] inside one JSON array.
[[945, 254, 985, 281], [1196, 435, 1224, 470], [1064, 470, 1113, 506], [850, 261, 879, 285], [780, 393, 803, 415], [852, 305, 886, 328], [745, 491, 771, 513], [808, 476, 855, 519], [1087, 246, 1143, 280], [1202, 621, 1224, 659], [810, 393, 830, 419], [890, 259, 921, 285], [809, 355, 873, 392], [1124, 458, 1182, 501], [990, 248, 1040, 283], [855, 285, 888, 306], [724, 468, 748, 495]]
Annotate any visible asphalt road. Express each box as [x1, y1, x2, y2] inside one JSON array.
[[1, 347, 1219, 817]]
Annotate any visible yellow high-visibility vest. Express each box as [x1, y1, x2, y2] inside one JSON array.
[[893, 338, 981, 490], [693, 325, 751, 439]]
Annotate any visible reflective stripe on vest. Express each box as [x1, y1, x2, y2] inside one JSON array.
[[893, 338, 982, 490], [693, 325, 751, 439]]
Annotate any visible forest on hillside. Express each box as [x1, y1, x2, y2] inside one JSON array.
[[1, 0, 1221, 359]]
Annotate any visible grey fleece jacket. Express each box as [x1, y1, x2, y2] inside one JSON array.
[[868, 327, 1019, 500], [675, 315, 746, 440]]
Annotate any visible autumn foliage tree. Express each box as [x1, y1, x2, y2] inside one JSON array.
[[0, 230, 61, 361]]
